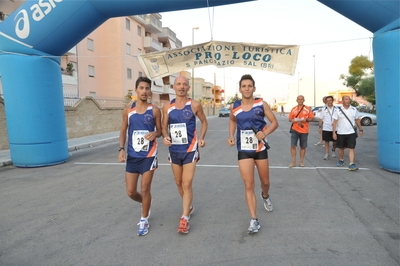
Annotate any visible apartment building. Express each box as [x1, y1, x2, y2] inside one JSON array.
[[60, 14, 185, 107]]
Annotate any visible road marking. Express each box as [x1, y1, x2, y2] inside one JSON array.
[[74, 162, 370, 170]]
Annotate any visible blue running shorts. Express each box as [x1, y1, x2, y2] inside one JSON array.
[[168, 150, 199, 166], [126, 156, 158, 174]]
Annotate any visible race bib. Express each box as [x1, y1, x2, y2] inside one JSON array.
[[170, 123, 188, 145], [132, 130, 150, 152], [240, 130, 258, 150]]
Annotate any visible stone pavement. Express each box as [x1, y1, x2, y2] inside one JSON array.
[[0, 115, 398, 266]]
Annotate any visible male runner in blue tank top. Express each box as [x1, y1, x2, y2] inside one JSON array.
[[227, 74, 278, 234], [118, 77, 162, 236], [162, 76, 208, 234]]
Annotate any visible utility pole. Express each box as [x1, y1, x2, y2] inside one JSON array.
[[191, 27, 199, 99]]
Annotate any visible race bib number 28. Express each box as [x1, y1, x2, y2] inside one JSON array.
[[132, 130, 150, 152], [170, 123, 188, 144], [240, 130, 257, 150]]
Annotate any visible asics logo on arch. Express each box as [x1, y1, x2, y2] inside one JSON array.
[[14, 0, 63, 39]]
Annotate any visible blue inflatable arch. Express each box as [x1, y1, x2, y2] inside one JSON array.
[[0, 0, 399, 172]]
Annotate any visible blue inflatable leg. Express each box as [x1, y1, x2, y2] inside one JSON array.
[[373, 29, 400, 173], [0, 54, 68, 167]]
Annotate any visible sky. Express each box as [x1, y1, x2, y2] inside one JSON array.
[[159, 0, 373, 107]]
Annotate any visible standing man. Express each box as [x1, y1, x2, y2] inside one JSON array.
[[332, 95, 363, 170], [227, 74, 278, 234], [315, 96, 327, 146], [162, 76, 208, 234], [318, 96, 337, 159], [118, 77, 162, 236], [280, 105, 285, 116], [288, 95, 314, 167]]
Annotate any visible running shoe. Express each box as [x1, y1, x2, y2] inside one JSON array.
[[260, 192, 273, 212], [323, 154, 329, 160], [177, 217, 190, 234], [337, 160, 345, 167], [314, 142, 323, 146], [348, 163, 359, 171], [137, 219, 149, 236], [331, 151, 336, 158], [248, 218, 260, 234]]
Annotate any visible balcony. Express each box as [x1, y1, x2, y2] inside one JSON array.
[[144, 37, 163, 52], [175, 38, 182, 48], [134, 14, 162, 34], [158, 27, 176, 42], [163, 84, 173, 93]]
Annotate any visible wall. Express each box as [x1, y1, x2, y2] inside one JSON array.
[[65, 97, 124, 139], [0, 97, 124, 150]]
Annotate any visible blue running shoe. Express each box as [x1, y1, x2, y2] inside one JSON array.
[[337, 160, 345, 167], [137, 219, 149, 236], [348, 163, 359, 171]]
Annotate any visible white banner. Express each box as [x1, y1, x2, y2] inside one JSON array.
[[138, 41, 299, 79]]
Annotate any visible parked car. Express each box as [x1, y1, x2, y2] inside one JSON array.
[[312, 106, 324, 122], [312, 105, 377, 126], [219, 108, 230, 117], [358, 112, 377, 126]]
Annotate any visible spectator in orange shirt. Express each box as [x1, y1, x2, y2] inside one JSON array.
[[288, 95, 314, 167]]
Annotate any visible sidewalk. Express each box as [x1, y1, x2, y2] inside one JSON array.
[[0, 131, 120, 167]]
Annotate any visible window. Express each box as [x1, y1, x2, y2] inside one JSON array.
[[138, 71, 142, 77], [88, 65, 95, 77], [137, 25, 142, 37], [138, 48, 142, 55], [127, 68, 132, 79], [126, 43, 131, 55], [87, 38, 94, 51], [89, 92, 96, 99], [125, 18, 130, 30]]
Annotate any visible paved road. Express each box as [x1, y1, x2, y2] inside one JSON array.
[[0, 115, 398, 266]]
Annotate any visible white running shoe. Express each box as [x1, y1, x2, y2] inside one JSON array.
[[137, 219, 149, 236], [260, 192, 273, 212], [248, 218, 260, 234], [323, 154, 329, 160]]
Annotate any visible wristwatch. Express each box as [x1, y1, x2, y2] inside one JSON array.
[[119, 147, 125, 151]]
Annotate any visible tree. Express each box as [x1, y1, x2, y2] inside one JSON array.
[[340, 55, 375, 105], [350, 99, 359, 107], [227, 93, 241, 104]]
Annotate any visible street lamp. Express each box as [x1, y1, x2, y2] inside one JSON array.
[[297, 72, 300, 95], [191, 27, 199, 100], [313, 55, 316, 107]]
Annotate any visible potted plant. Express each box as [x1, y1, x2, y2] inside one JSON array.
[[66, 62, 75, 74]]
